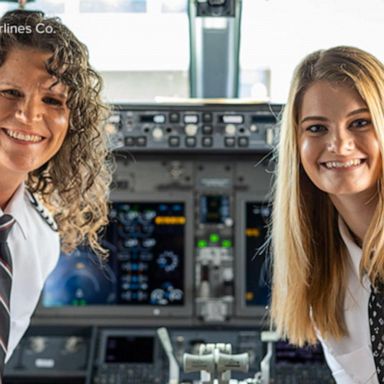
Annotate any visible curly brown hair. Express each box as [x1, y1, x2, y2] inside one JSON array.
[[0, 10, 112, 258]]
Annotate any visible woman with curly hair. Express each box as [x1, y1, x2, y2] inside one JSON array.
[[0, 9, 112, 375], [270, 46, 384, 383]]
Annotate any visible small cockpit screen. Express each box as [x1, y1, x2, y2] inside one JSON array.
[[43, 201, 186, 307], [105, 336, 154, 364], [275, 341, 325, 364], [251, 115, 276, 124], [200, 195, 230, 224], [245, 202, 271, 306]]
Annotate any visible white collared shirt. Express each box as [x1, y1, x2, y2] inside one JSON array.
[[0, 183, 60, 362], [319, 217, 377, 383]]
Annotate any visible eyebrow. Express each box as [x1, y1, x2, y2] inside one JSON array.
[[0, 81, 19, 88], [45, 88, 68, 100], [300, 107, 370, 124], [0, 80, 68, 99]]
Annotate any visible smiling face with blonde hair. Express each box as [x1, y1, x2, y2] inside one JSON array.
[[271, 46, 384, 347], [298, 80, 381, 198]]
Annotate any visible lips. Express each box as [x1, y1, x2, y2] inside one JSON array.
[[320, 158, 366, 170], [2, 128, 45, 143]]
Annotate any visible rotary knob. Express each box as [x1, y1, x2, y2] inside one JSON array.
[[152, 127, 163, 140], [28, 337, 46, 353], [250, 124, 258, 133], [225, 124, 236, 136], [185, 124, 198, 136]]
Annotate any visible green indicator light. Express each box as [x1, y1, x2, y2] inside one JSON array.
[[197, 240, 208, 248], [210, 233, 220, 243], [72, 299, 87, 306], [222, 240, 232, 248]]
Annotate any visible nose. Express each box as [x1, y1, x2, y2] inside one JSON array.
[[15, 95, 43, 124], [326, 128, 355, 155]]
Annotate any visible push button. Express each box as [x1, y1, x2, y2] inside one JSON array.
[[125, 137, 135, 146], [169, 136, 180, 147], [202, 137, 213, 147], [202, 125, 213, 134], [202, 112, 213, 123], [186, 137, 197, 147], [136, 136, 147, 147], [238, 136, 249, 147], [169, 112, 180, 123], [224, 137, 236, 147]]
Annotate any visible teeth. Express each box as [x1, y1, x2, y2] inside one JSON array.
[[325, 159, 362, 169], [5, 129, 43, 143]]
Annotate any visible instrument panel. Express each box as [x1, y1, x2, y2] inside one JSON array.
[[4, 103, 334, 384]]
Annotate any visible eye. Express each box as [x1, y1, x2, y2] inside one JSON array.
[[305, 125, 327, 134], [0, 89, 22, 98], [350, 118, 371, 129], [42, 96, 63, 106]]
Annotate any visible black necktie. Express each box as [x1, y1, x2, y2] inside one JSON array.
[[0, 214, 15, 378], [369, 282, 384, 382]]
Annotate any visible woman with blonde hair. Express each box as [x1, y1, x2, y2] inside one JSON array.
[[271, 46, 384, 383], [0, 9, 111, 377]]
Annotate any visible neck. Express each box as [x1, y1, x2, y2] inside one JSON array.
[[329, 187, 379, 244], [0, 178, 24, 210], [0, 164, 27, 210]]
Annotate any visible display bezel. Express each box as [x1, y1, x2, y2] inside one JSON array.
[[235, 192, 271, 318], [98, 329, 161, 369], [35, 192, 194, 319]]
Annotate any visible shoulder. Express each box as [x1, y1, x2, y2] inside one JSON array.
[[26, 190, 58, 232]]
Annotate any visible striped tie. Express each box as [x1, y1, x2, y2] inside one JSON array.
[[0, 214, 15, 378]]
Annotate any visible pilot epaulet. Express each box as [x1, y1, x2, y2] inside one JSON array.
[[27, 191, 58, 232]]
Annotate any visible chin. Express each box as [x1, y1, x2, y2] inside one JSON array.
[[321, 184, 375, 197], [7, 161, 39, 175]]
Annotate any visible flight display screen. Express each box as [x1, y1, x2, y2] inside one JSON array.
[[43, 201, 186, 307], [244, 202, 271, 306], [105, 336, 154, 364]]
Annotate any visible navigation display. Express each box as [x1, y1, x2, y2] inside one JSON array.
[[43, 201, 186, 307]]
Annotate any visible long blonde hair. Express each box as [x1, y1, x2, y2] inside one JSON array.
[[271, 46, 384, 345]]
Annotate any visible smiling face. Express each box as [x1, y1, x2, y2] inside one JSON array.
[[0, 46, 70, 184], [298, 80, 381, 197]]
